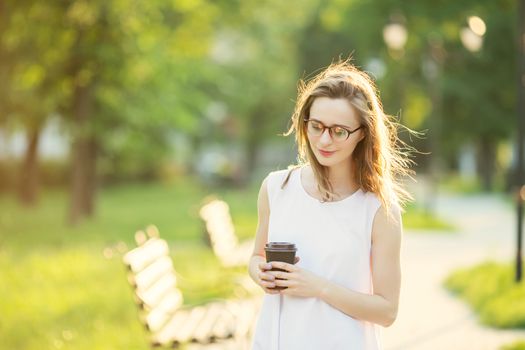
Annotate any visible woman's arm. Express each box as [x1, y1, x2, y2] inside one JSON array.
[[319, 205, 402, 327], [269, 205, 402, 327], [248, 175, 281, 294]]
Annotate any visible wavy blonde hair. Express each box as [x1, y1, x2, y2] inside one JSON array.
[[280, 60, 415, 213]]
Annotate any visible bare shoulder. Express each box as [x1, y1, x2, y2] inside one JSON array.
[[257, 171, 276, 213], [252, 173, 273, 257], [371, 202, 403, 244], [258, 174, 271, 207]]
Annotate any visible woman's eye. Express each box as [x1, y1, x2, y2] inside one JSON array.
[[312, 122, 323, 130], [334, 127, 347, 137]]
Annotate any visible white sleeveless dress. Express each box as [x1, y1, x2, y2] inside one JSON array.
[[250, 166, 383, 350]]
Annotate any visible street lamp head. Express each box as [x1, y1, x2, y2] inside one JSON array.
[[468, 16, 486, 37], [460, 27, 483, 52], [383, 23, 408, 51], [460, 16, 485, 53]]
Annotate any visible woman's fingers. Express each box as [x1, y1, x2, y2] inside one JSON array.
[[260, 280, 275, 288], [264, 287, 280, 294], [267, 270, 292, 280], [273, 278, 292, 287], [258, 260, 299, 294], [258, 271, 278, 292], [259, 272, 275, 281], [260, 279, 281, 294], [269, 261, 298, 272], [258, 262, 273, 271]]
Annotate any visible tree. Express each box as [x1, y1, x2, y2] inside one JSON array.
[[0, 0, 224, 223], [0, 1, 69, 205]]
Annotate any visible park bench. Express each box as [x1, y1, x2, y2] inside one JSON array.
[[123, 225, 260, 348], [199, 197, 254, 268]]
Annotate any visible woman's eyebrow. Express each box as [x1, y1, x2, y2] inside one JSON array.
[[309, 117, 354, 129]]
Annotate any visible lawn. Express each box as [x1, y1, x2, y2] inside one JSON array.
[[444, 261, 525, 329], [444, 261, 525, 350], [401, 203, 454, 232], [502, 340, 525, 350], [0, 177, 251, 350], [0, 174, 450, 349]]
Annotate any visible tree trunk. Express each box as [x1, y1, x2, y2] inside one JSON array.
[[18, 125, 41, 206], [245, 135, 258, 180], [82, 136, 98, 216], [68, 83, 96, 225], [245, 111, 262, 181], [477, 137, 496, 191], [187, 134, 202, 176]]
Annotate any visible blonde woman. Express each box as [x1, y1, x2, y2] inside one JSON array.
[[248, 60, 414, 349]]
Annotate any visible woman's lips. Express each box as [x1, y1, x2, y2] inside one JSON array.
[[319, 149, 336, 157]]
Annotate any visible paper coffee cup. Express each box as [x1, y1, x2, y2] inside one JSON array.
[[264, 242, 297, 290]]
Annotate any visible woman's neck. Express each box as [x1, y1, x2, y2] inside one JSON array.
[[309, 162, 359, 193]]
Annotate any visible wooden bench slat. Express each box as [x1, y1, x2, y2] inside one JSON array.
[[125, 227, 257, 348], [138, 273, 177, 308], [133, 256, 174, 292], [124, 238, 166, 267], [153, 308, 192, 346], [205, 218, 236, 243], [228, 298, 260, 338], [175, 305, 209, 343], [145, 289, 184, 333], [209, 305, 236, 340], [123, 238, 169, 273], [200, 199, 257, 267], [191, 302, 225, 343]]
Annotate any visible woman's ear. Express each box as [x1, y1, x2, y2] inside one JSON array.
[[357, 131, 365, 143]]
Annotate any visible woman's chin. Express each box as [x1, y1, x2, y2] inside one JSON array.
[[316, 157, 336, 166], [315, 155, 350, 168]]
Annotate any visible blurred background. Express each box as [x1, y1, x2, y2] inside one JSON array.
[[0, 0, 524, 349]]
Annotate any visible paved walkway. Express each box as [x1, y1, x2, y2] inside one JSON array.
[[382, 191, 525, 350]]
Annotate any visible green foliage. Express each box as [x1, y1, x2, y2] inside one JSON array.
[[0, 0, 226, 184], [444, 261, 525, 328], [1, 0, 518, 191]]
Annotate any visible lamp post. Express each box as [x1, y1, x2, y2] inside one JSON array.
[[382, 19, 408, 117], [422, 35, 445, 215], [458, 12, 523, 282], [383, 17, 408, 117], [460, 16, 486, 53], [383, 20, 408, 60], [516, 0, 525, 283]]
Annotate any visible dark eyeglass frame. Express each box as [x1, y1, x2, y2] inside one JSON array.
[[303, 118, 363, 142]]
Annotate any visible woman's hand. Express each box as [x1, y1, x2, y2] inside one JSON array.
[[256, 257, 300, 294], [267, 258, 327, 298], [256, 261, 280, 294]]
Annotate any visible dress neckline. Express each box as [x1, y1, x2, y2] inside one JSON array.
[[297, 165, 362, 204]]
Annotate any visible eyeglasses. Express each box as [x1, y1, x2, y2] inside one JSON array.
[[303, 118, 363, 142]]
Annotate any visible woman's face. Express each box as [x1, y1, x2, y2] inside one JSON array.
[[306, 97, 364, 168]]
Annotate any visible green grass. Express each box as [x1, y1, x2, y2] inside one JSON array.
[[438, 172, 511, 195], [0, 247, 149, 349], [402, 203, 455, 232], [0, 177, 254, 350], [501, 340, 525, 350], [439, 173, 484, 194], [444, 261, 525, 329], [0, 174, 452, 349]]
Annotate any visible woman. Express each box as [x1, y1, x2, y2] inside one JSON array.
[[248, 60, 414, 349]]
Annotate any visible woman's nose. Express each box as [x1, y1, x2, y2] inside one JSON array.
[[319, 128, 333, 144]]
